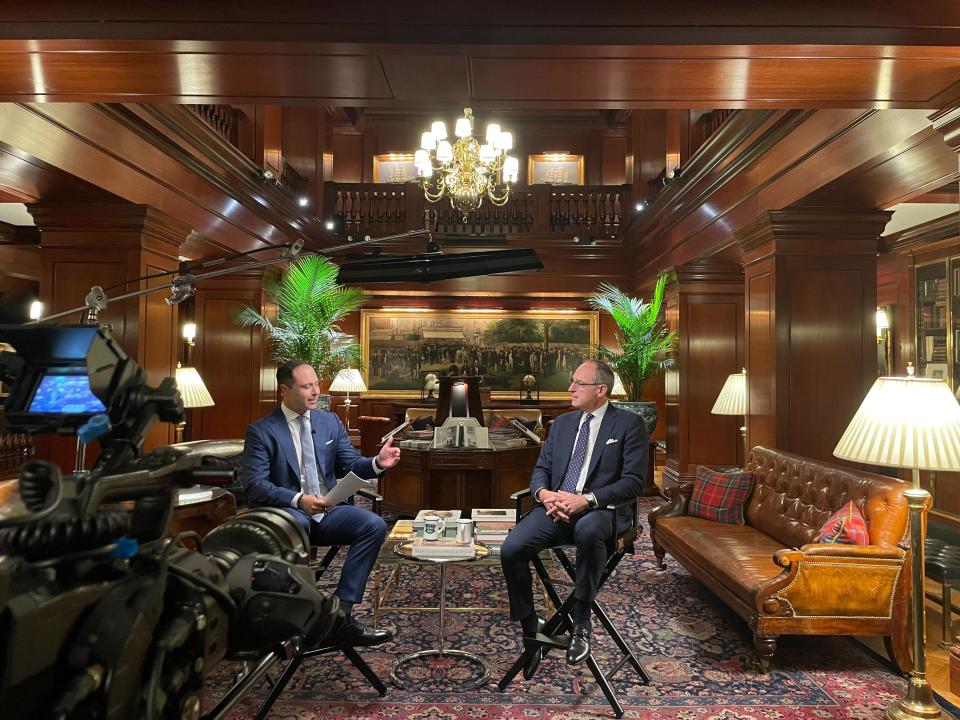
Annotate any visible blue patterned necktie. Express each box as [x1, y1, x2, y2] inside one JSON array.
[[297, 414, 324, 499], [560, 413, 593, 493]]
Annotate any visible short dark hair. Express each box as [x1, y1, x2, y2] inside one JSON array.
[[587, 358, 615, 391], [276, 359, 311, 387]]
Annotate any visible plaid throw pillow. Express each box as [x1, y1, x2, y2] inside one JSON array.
[[688, 466, 754, 524], [813, 501, 870, 545]]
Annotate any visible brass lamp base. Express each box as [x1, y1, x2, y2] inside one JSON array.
[[887, 485, 942, 720], [885, 675, 942, 720]]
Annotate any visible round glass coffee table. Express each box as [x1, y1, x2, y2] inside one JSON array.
[[389, 541, 492, 689]]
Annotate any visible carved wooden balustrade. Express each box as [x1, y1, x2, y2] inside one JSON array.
[[186, 104, 244, 147], [327, 183, 629, 239]]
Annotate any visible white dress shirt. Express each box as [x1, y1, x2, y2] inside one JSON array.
[[281, 404, 383, 517], [570, 400, 609, 493]]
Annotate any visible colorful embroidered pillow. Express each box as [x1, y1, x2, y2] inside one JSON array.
[[688, 466, 754, 524], [813, 501, 870, 545]]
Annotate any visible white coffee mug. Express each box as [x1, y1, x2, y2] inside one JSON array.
[[456, 518, 474, 543], [422, 514, 446, 541]]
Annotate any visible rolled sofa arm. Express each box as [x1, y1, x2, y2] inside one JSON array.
[[648, 480, 693, 527], [756, 543, 907, 619]]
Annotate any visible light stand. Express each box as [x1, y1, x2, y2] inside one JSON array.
[[833, 366, 960, 720]]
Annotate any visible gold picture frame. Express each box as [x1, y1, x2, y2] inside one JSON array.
[[527, 153, 585, 186], [361, 309, 599, 398], [372, 153, 418, 184]]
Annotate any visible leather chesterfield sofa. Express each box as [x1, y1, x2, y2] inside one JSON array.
[[649, 446, 911, 672]]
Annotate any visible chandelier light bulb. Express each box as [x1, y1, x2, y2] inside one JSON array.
[[485, 123, 501, 144], [497, 131, 513, 151], [454, 116, 472, 138], [479, 144, 494, 163], [436, 140, 453, 163], [430, 121, 447, 141], [417, 164, 433, 178], [414, 149, 429, 166], [420, 131, 435, 150]]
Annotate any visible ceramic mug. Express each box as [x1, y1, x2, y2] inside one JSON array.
[[422, 514, 446, 541], [456, 518, 474, 543]]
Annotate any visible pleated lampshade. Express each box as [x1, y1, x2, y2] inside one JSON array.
[[711, 370, 746, 416], [330, 368, 367, 393], [611, 373, 627, 398], [833, 376, 960, 470], [175, 365, 215, 409]]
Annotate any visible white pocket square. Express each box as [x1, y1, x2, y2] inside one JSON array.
[[605, 438, 618, 445], [326, 439, 334, 445]]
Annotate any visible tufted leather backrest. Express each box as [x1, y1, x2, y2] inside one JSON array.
[[744, 446, 909, 549]]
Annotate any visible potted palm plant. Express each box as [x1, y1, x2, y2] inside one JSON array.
[[588, 272, 676, 435], [235, 255, 368, 405]]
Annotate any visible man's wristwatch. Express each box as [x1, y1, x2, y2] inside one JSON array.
[[297, 494, 305, 510], [584, 492, 599, 509]]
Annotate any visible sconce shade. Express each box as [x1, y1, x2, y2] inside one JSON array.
[[711, 371, 746, 416], [330, 368, 367, 393], [175, 365, 215, 408], [833, 376, 960, 470], [875, 308, 889, 332], [611, 373, 627, 398]]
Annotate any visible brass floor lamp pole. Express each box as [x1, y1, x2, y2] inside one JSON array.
[[888, 470, 940, 720]]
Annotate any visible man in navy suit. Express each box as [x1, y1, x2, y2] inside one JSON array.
[[500, 359, 648, 669], [242, 359, 401, 646]]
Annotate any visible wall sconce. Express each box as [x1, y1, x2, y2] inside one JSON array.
[[28, 300, 44, 321], [876, 306, 893, 376], [182, 322, 197, 364]]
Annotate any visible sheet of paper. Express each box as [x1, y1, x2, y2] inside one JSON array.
[[320, 470, 368, 507]]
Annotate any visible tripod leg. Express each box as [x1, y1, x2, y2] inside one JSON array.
[[251, 653, 303, 720], [343, 646, 387, 696]]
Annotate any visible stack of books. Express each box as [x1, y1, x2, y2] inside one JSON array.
[[472, 507, 517, 555], [412, 509, 462, 539], [410, 537, 475, 558]]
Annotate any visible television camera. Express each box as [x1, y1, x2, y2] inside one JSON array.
[[0, 324, 352, 719]]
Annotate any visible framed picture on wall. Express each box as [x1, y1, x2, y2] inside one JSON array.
[[528, 153, 584, 185], [361, 309, 599, 398], [372, 153, 418, 183]]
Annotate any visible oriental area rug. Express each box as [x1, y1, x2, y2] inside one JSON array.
[[205, 499, 906, 719]]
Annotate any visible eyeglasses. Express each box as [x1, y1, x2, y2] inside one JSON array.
[[569, 379, 603, 387]]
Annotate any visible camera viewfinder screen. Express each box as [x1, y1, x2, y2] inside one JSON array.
[[28, 370, 107, 415]]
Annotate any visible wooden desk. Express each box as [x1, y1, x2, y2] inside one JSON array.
[[168, 487, 236, 538], [382, 445, 540, 516]]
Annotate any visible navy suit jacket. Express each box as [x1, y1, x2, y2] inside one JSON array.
[[242, 408, 376, 510], [531, 403, 648, 525]]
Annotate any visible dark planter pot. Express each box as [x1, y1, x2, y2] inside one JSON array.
[[611, 400, 658, 437]]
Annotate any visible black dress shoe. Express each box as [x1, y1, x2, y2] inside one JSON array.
[[566, 622, 591, 665], [329, 618, 394, 647], [522, 616, 547, 680]]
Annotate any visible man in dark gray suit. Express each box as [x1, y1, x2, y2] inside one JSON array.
[[500, 359, 648, 669], [242, 359, 401, 646]]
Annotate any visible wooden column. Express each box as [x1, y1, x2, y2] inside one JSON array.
[[662, 262, 744, 490], [736, 208, 890, 463], [29, 201, 189, 465], [192, 268, 272, 440]]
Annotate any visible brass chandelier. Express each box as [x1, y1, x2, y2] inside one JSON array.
[[415, 108, 518, 220]]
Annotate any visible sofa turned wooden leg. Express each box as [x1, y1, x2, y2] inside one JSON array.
[[652, 537, 667, 570], [884, 634, 912, 675], [753, 634, 777, 672]]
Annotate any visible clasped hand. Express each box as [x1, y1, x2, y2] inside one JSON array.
[[541, 489, 589, 523]]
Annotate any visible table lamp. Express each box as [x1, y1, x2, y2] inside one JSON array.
[[174, 363, 215, 443], [711, 368, 747, 463], [833, 364, 960, 720], [611, 372, 627, 398], [330, 368, 366, 430]]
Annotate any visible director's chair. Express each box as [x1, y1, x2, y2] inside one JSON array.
[[497, 489, 651, 718]]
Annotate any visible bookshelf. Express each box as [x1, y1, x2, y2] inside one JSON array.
[[916, 260, 953, 389]]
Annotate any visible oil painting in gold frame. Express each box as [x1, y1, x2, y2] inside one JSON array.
[[361, 309, 599, 398]]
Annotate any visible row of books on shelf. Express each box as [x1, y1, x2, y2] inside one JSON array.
[[919, 278, 949, 301]]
